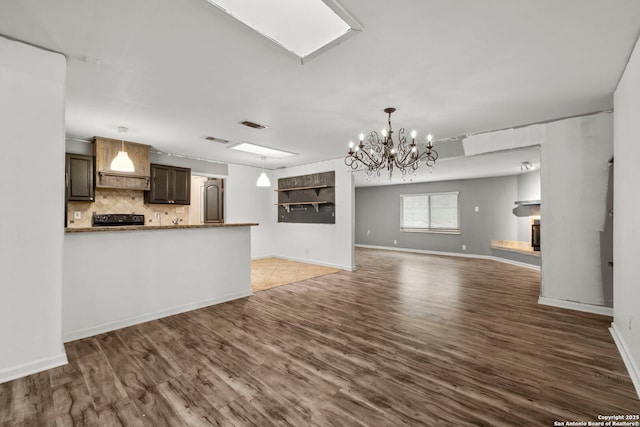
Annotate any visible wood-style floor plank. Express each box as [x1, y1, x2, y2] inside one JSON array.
[[0, 248, 638, 426]]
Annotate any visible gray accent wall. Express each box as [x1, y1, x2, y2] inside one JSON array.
[[355, 175, 523, 258]]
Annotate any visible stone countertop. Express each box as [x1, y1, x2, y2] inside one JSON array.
[[65, 223, 258, 233], [490, 240, 540, 257]]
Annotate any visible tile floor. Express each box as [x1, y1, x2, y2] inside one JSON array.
[[251, 258, 340, 292]]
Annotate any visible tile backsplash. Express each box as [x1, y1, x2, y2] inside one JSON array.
[[67, 188, 191, 228]]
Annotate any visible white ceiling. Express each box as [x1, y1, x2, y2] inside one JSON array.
[[1, 0, 639, 183]]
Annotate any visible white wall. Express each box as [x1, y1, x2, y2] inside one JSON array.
[[226, 163, 275, 259], [63, 227, 252, 341], [0, 38, 67, 383], [540, 113, 612, 309], [272, 158, 355, 271], [612, 35, 640, 397]]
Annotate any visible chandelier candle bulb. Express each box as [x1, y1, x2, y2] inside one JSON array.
[[344, 107, 438, 179]]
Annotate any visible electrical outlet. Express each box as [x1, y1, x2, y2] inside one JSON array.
[[176, 207, 185, 214], [367, 229, 370, 236], [462, 244, 467, 251], [73, 211, 81, 219], [474, 206, 479, 212], [393, 240, 397, 245], [304, 248, 310, 255]]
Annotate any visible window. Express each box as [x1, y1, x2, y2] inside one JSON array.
[[400, 192, 460, 233]]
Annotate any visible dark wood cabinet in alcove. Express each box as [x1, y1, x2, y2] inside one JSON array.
[[65, 153, 95, 202], [145, 164, 191, 204]]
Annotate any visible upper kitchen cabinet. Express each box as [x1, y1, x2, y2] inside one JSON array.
[[94, 136, 151, 191], [65, 153, 95, 202], [145, 164, 191, 205]]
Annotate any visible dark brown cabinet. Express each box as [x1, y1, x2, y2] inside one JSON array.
[[145, 164, 191, 204], [65, 153, 95, 202]]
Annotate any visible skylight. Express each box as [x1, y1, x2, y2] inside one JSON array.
[[206, 0, 362, 63], [229, 142, 297, 158]]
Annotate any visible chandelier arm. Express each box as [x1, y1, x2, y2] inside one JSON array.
[[345, 156, 360, 170], [417, 150, 438, 162], [345, 144, 386, 171], [395, 151, 417, 167], [358, 145, 385, 167]]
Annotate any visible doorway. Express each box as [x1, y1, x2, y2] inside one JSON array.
[[189, 175, 225, 224]]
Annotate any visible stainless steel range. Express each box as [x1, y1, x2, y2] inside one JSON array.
[[92, 213, 145, 227]]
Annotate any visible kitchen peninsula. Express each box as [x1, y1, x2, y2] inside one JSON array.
[[63, 222, 257, 341]]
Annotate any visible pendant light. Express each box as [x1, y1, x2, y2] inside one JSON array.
[[256, 156, 271, 187], [110, 126, 135, 172]]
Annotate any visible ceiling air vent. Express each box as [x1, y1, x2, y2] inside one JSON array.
[[205, 136, 230, 144], [240, 120, 268, 130]]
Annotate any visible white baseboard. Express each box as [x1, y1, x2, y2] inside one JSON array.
[[63, 290, 253, 342], [251, 255, 274, 260], [490, 256, 541, 271], [354, 244, 540, 271], [538, 296, 613, 316], [0, 352, 68, 385], [274, 255, 355, 272], [609, 322, 640, 400]]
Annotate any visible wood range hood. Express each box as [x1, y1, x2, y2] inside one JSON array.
[[94, 136, 151, 191]]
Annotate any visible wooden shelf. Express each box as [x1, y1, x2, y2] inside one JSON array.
[[276, 184, 328, 196], [276, 185, 328, 192], [275, 201, 329, 213], [98, 171, 151, 180]]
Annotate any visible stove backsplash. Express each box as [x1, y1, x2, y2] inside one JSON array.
[[67, 188, 190, 228]]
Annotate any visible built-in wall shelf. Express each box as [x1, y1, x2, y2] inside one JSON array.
[[277, 171, 335, 223], [275, 201, 330, 213], [276, 184, 328, 196]]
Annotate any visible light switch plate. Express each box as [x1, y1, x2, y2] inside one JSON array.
[[176, 207, 185, 214]]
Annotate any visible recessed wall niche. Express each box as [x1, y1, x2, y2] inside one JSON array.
[[277, 171, 335, 224]]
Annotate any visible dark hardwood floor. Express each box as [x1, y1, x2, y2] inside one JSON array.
[[1, 248, 638, 426]]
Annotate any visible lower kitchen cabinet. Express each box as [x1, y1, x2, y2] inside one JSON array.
[[145, 164, 191, 204], [66, 153, 95, 202]]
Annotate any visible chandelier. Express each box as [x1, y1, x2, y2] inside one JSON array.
[[345, 107, 438, 179]]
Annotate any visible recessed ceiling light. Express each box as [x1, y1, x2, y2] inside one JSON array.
[[228, 142, 296, 158], [205, 0, 362, 63]]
